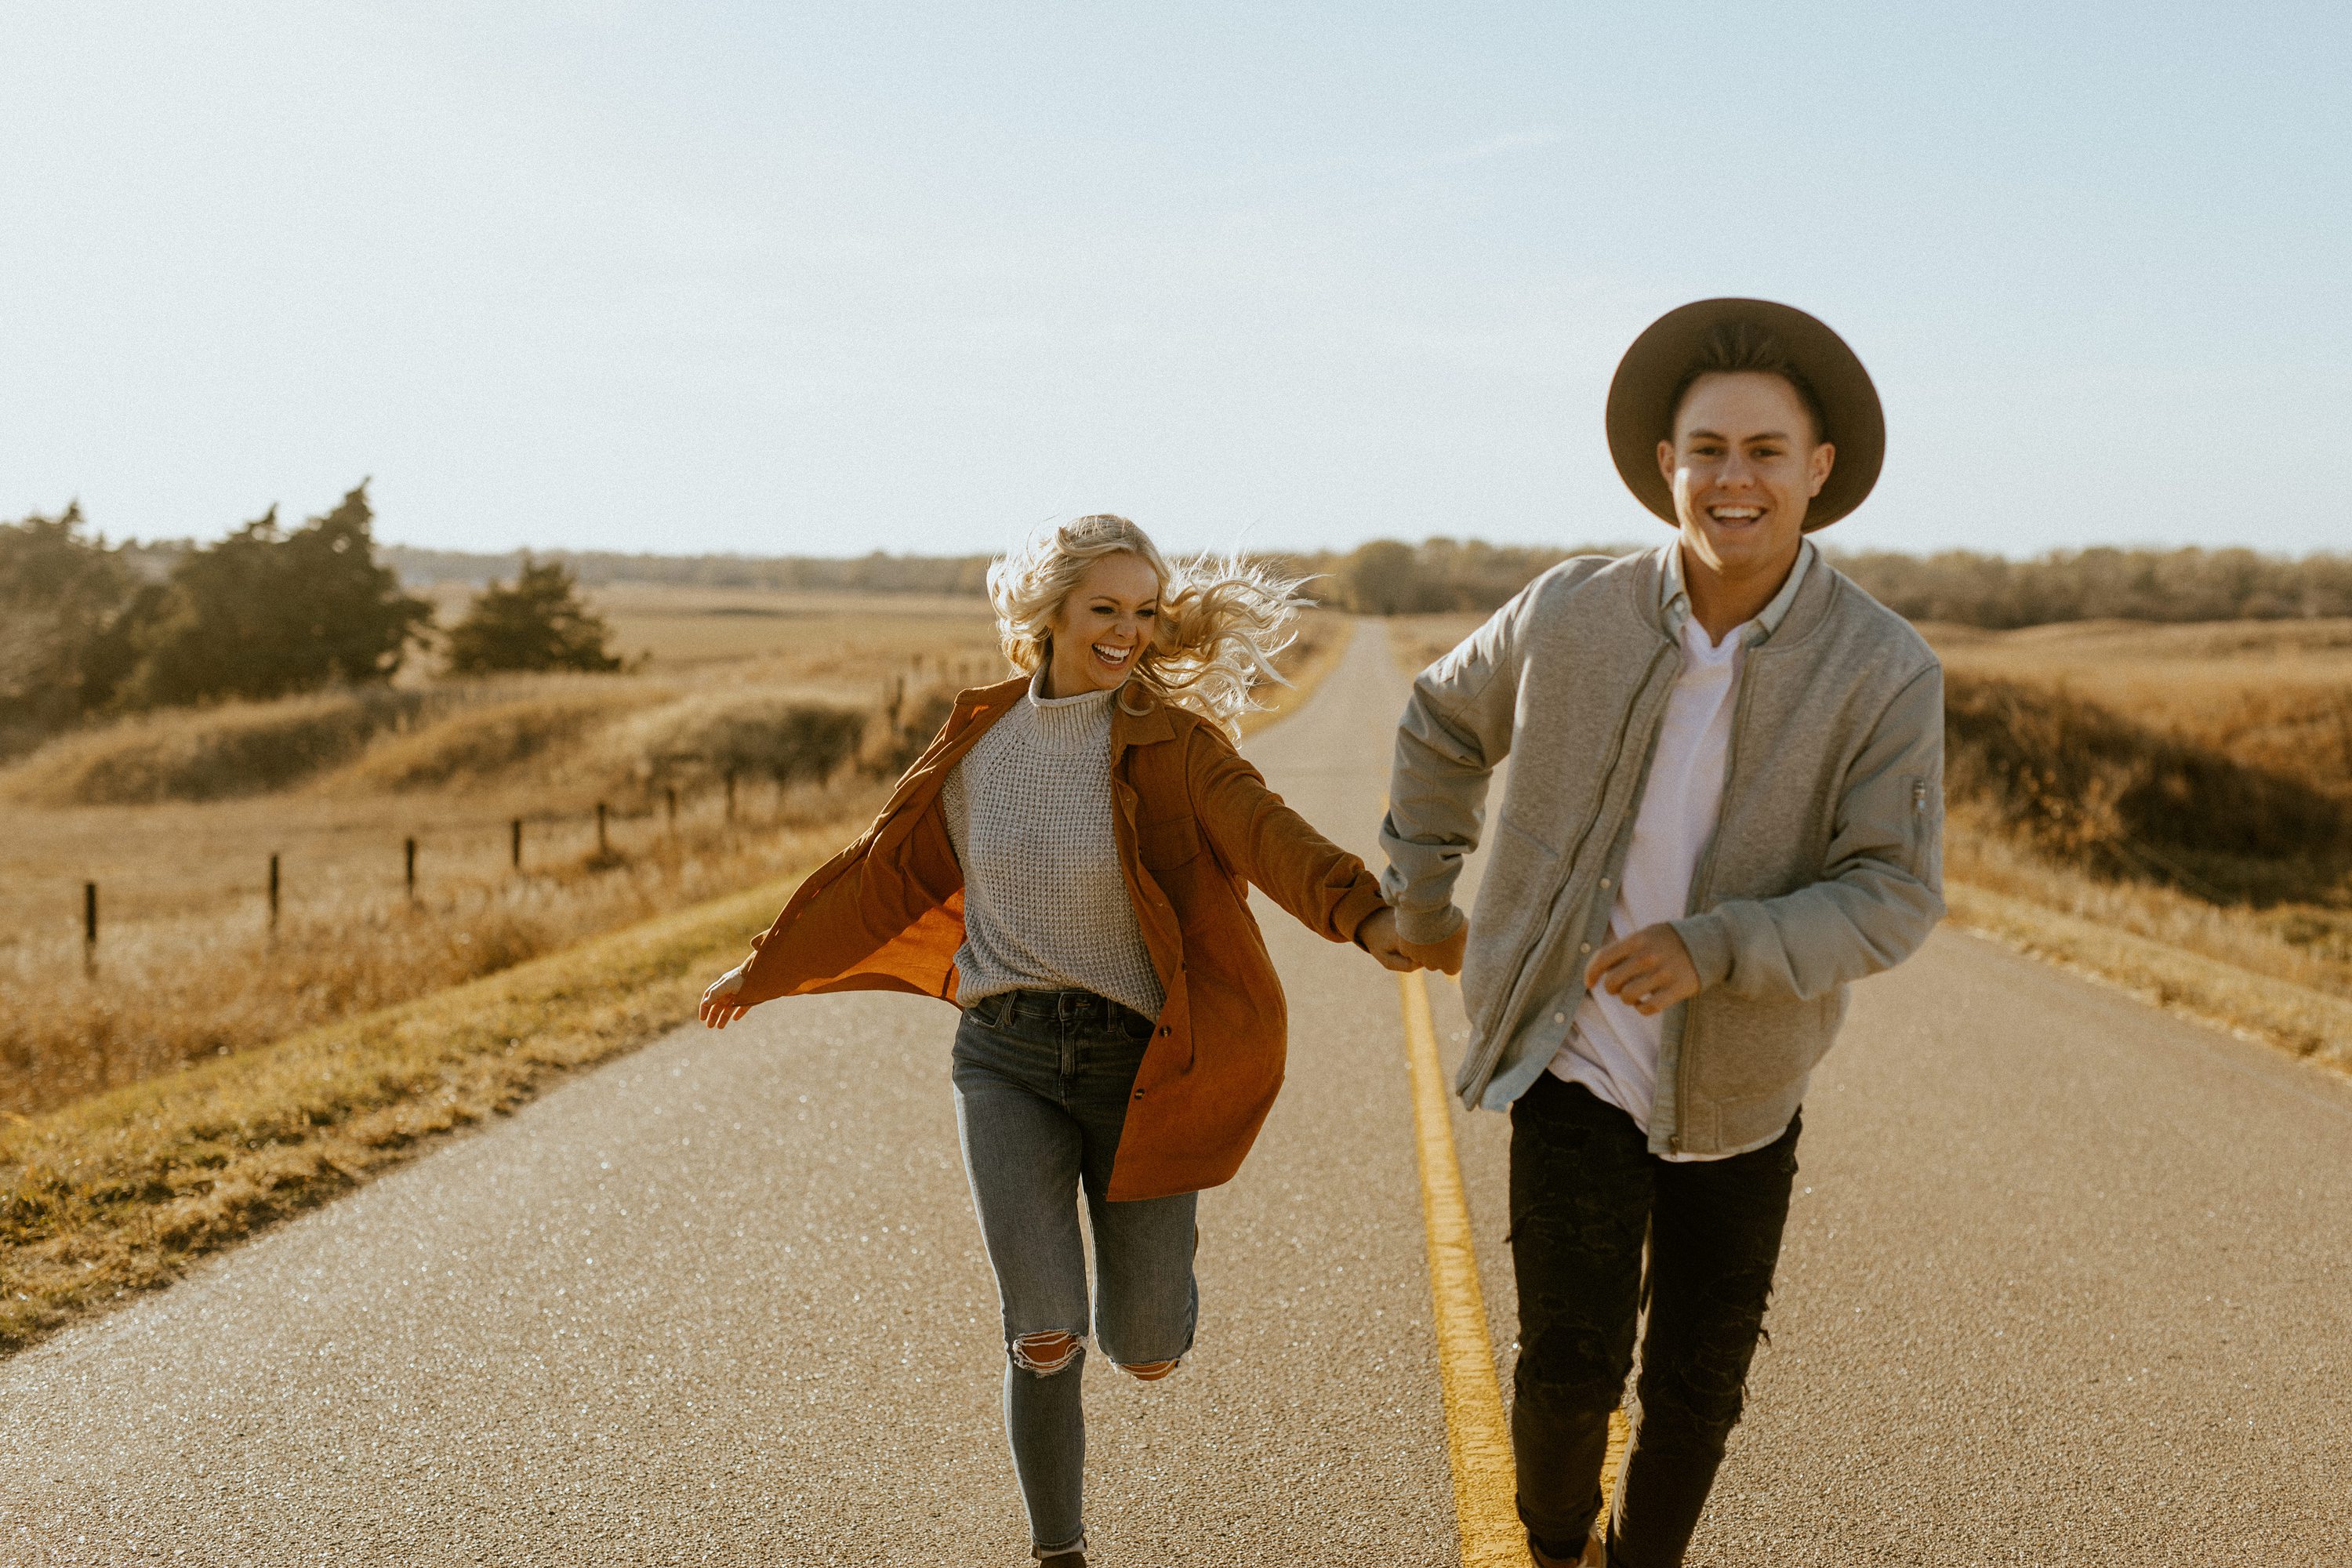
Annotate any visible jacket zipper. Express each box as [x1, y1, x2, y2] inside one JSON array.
[[1667, 641, 1762, 1152], [1463, 641, 1674, 1095]]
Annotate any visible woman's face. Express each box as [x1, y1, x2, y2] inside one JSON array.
[[1043, 550, 1161, 698]]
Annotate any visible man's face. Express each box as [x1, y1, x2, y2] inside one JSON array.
[[1656, 371, 1835, 579]]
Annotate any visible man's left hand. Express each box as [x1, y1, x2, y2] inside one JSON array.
[[1584, 924, 1700, 1016]]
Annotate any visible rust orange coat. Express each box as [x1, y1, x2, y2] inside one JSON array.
[[736, 675, 1388, 1200]]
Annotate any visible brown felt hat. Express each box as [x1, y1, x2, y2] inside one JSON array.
[[1606, 297, 1884, 531]]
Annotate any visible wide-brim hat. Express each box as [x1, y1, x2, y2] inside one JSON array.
[[1605, 298, 1884, 531]]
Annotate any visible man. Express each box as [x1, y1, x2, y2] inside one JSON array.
[[1380, 299, 1944, 1567]]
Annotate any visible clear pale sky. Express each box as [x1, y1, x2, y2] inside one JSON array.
[[3, 3, 2347, 559]]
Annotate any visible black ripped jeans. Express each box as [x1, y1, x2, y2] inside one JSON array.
[[1509, 1073, 1801, 1568]]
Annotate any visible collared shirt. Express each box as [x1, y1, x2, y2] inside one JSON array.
[[1545, 539, 1814, 1158]]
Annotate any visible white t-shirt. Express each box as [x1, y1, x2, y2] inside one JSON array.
[[1545, 539, 1814, 1158]]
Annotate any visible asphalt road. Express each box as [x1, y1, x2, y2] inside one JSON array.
[[5, 621, 2350, 1566]]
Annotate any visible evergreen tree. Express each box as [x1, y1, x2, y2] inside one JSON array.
[[118, 481, 434, 706], [0, 502, 136, 734], [445, 557, 622, 673]]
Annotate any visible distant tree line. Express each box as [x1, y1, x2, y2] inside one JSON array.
[[1286, 539, 2352, 624], [15, 493, 2346, 758], [1828, 547, 2352, 627], [1, 489, 621, 756], [378, 545, 994, 596]]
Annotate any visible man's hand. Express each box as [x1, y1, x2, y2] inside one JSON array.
[[1398, 921, 1467, 977], [1585, 924, 1700, 1016], [699, 963, 753, 1029], [1356, 906, 1419, 972]]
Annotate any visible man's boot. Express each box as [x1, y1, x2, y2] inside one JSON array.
[[1526, 1528, 1603, 1567]]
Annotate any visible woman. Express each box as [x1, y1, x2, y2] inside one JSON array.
[[698, 515, 1412, 1565]]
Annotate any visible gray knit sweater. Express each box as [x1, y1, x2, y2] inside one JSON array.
[[940, 671, 1166, 1020]]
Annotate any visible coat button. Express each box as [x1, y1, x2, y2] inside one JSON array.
[[1553, 1011, 1566, 1024], [1133, 1090, 1145, 1100], [1599, 877, 1612, 889], [1580, 942, 1592, 954]]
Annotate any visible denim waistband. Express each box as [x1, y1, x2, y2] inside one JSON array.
[[967, 988, 1156, 1039]]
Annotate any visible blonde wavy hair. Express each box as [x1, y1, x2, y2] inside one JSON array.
[[986, 515, 1309, 741]]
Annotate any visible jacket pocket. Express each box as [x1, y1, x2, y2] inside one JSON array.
[[1904, 774, 1944, 884]]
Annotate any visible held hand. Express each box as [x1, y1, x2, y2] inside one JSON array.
[[699, 963, 753, 1029], [1356, 906, 1419, 973], [1584, 924, 1700, 1016], [1397, 921, 1467, 977]]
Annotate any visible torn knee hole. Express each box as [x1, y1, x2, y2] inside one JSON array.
[[1117, 1357, 1181, 1382], [1011, 1330, 1082, 1376]]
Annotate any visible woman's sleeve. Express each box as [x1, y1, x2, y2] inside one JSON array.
[[1186, 728, 1389, 945]]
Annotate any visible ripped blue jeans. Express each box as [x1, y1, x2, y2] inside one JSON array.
[[953, 989, 1200, 1559]]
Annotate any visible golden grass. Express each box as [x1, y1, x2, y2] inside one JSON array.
[[0, 600, 1341, 1125], [318, 684, 669, 794], [0, 780, 887, 1118], [1, 687, 436, 807], [0, 864, 823, 1354], [1944, 806, 2350, 989], [0, 599, 1359, 1358], [1944, 878, 2352, 1076], [416, 581, 1011, 683], [1240, 609, 1352, 735], [1924, 617, 2352, 815], [0, 592, 1009, 1119], [1389, 612, 1486, 677]]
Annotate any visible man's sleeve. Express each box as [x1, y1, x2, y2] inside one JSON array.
[[1377, 590, 1530, 945], [1669, 662, 1946, 1000]]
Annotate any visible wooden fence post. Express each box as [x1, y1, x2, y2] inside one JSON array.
[[597, 802, 609, 857], [666, 785, 678, 832], [511, 818, 523, 871], [405, 837, 418, 903], [268, 853, 281, 938], [82, 881, 97, 977]]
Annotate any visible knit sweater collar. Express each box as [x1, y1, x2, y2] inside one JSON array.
[[1022, 665, 1119, 755]]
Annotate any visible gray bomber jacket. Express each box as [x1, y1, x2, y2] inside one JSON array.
[[1379, 545, 1945, 1156]]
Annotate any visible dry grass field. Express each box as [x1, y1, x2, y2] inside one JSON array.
[[1392, 610, 2352, 1064], [0, 590, 1008, 1117], [0, 593, 1347, 1120], [0, 593, 1350, 1351]]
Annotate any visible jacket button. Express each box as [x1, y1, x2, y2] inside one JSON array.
[[1579, 942, 1592, 954], [1159, 1026, 1171, 1036], [1599, 877, 1612, 889], [1133, 1090, 1145, 1100], [1553, 1011, 1566, 1024]]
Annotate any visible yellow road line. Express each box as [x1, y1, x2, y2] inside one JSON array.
[[1399, 969, 1522, 1563], [1399, 970, 1630, 1565]]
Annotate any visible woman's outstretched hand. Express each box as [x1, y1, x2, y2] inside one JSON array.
[[1357, 906, 1421, 972], [699, 963, 753, 1029]]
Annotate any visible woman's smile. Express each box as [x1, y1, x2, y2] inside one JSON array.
[[1043, 549, 1163, 697]]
